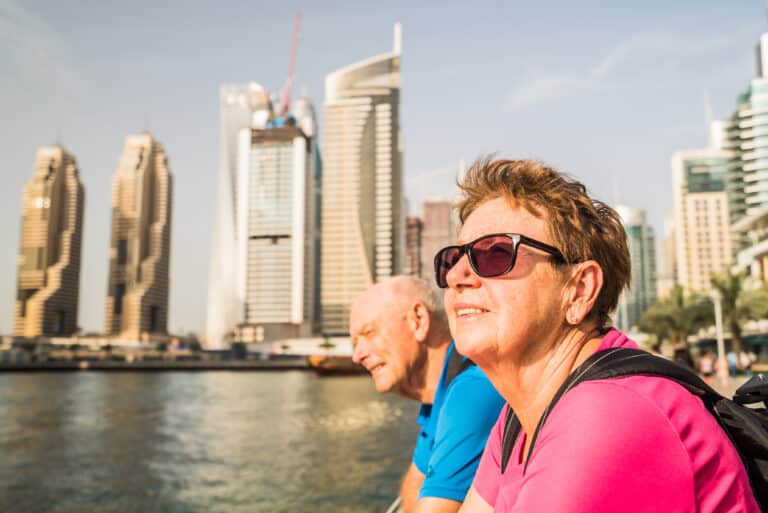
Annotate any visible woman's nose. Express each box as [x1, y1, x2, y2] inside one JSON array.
[[446, 253, 479, 289]]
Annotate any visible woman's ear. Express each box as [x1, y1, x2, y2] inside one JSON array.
[[408, 301, 431, 343], [565, 261, 603, 324]]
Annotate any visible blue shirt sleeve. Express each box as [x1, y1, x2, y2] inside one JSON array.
[[418, 367, 505, 501]]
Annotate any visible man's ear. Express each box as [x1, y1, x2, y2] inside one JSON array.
[[564, 261, 603, 325], [408, 302, 431, 343]]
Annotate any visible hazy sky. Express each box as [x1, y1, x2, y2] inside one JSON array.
[[1, 0, 765, 335]]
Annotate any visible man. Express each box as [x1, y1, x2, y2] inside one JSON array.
[[350, 276, 504, 513]]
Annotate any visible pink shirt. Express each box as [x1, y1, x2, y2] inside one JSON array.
[[473, 329, 760, 513]]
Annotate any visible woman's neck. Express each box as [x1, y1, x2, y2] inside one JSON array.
[[483, 325, 604, 455]]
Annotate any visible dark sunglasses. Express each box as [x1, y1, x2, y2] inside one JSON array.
[[434, 233, 568, 288]]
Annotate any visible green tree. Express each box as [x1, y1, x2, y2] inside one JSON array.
[[638, 286, 712, 366], [710, 270, 768, 353]]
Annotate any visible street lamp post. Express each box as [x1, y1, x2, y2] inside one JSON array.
[[711, 289, 729, 387]]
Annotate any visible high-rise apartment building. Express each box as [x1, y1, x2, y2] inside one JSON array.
[[405, 216, 423, 277], [105, 132, 172, 340], [672, 122, 734, 293], [207, 83, 320, 346], [615, 205, 656, 331], [727, 33, 768, 281], [420, 199, 455, 280], [13, 146, 84, 338], [320, 24, 404, 334]]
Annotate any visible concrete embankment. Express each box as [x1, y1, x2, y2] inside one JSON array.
[[0, 359, 310, 372]]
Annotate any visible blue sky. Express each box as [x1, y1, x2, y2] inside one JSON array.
[[0, 0, 764, 334]]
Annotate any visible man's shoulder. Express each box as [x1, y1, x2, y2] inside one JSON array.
[[439, 363, 504, 416]]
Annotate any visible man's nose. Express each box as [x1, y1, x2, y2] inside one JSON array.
[[352, 340, 366, 364]]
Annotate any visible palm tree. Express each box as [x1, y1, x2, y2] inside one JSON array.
[[638, 286, 712, 367], [710, 270, 768, 354]]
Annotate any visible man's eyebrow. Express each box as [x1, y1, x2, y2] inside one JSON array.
[[358, 322, 375, 332]]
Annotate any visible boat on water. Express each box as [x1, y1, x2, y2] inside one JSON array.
[[306, 354, 367, 376]]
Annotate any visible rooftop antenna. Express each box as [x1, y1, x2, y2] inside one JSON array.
[[393, 22, 402, 55], [281, 11, 302, 115]]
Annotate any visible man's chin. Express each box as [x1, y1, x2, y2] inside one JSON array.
[[373, 377, 394, 394]]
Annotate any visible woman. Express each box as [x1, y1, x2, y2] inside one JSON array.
[[435, 159, 759, 512]]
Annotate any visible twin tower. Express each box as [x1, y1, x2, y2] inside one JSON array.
[[13, 133, 172, 340]]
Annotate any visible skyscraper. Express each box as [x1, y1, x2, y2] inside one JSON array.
[[420, 198, 455, 280], [405, 216, 423, 277], [105, 132, 172, 340], [615, 205, 656, 331], [206, 83, 320, 346], [320, 24, 404, 334], [13, 145, 84, 338], [656, 215, 677, 299], [672, 122, 733, 293]]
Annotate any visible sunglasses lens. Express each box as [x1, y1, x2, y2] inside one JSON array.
[[471, 235, 516, 277], [435, 246, 463, 288]]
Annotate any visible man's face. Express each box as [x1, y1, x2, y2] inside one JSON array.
[[350, 294, 417, 394]]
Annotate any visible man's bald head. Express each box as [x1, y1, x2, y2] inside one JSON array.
[[351, 276, 447, 328]]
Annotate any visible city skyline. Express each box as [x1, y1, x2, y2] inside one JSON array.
[[1, 1, 765, 334]]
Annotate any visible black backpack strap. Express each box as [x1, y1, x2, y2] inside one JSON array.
[[500, 407, 521, 474], [443, 344, 475, 389], [500, 347, 723, 475]]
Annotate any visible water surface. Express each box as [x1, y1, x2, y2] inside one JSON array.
[[0, 372, 418, 513]]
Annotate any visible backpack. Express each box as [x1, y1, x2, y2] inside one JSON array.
[[499, 347, 768, 510], [444, 344, 475, 387]]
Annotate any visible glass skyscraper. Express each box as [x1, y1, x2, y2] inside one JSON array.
[[615, 205, 656, 331]]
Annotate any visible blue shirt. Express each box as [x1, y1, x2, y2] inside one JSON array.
[[412, 343, 505, 501]]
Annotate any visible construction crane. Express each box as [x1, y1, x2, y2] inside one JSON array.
[[281, 11, 302, 116]]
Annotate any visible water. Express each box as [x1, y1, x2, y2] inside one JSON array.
[[0, 372, 419, 513]]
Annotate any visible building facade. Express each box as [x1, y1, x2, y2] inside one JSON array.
[[672, 123, 734, 293], [615, 205, 656, 331], [105, 132, 172, 340], [207, 83, 320, 346], [405, 216, 423, 277], [13, 146, 84, 338], [320, 24, 404, 334], [420, 198, 455, 280]]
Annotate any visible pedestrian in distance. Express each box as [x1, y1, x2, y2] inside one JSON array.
[[699, 350, 715, 385], [350, 276, 504, 513], [435, 158, 760, 513]]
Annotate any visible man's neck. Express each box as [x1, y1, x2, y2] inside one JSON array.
[[406, 339, 450, 405]]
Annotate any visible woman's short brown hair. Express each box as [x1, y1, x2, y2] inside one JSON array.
[[457, 158, 630, 327]]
